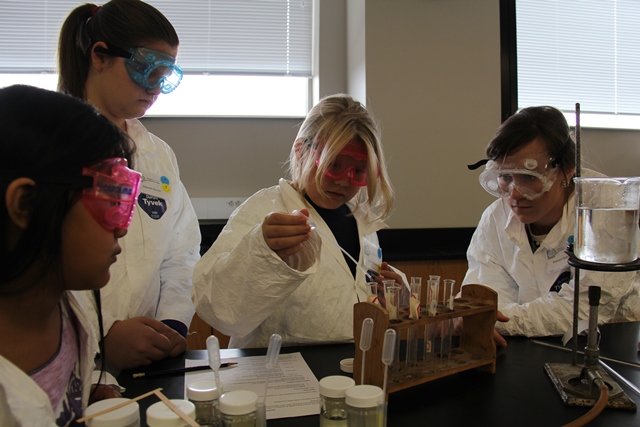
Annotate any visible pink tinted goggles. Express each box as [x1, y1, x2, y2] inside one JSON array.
[[81, 158, 142, 231], [315, 141, 369, 186]]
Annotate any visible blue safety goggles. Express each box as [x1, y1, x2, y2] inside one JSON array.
[[94, 45, 183, 94]]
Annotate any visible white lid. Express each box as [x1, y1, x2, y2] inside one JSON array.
[[85, 398, 139, 427], [319, 375, 355, 398], [345, 385, 384, 408], [219, 390, 258, 416], [186, 378, 220, 401], [339, 358, 354, 373], [146, 400, 196, 427]]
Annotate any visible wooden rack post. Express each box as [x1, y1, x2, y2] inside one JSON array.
[[353, 284, 497, 396]]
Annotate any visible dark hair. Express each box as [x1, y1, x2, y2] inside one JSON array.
[[486, 106, 576, 171], [0, 85, 135, 294], [58, 0, 179, 98]]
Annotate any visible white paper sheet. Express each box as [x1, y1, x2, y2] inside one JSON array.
[[184, 352, 320, 420]]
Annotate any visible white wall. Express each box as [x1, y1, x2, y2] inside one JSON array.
[[142, 0, 640, 229]]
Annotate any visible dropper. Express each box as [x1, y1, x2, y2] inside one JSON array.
[[292, 209, 373, 278], [205, 335, 223, 394], [257, 333, 283, 427], [381, 328, 396, 395], [359, 318, 374, 385], [381, 328, 396, 427]]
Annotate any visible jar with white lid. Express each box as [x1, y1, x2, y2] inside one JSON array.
[[219, 390, 258, 427], [146, 399, 196, 427], [85, 397, 140, 427], [187, 378, 221, 427], [319, 375, 355, 427], [345, 384, 385, 427]]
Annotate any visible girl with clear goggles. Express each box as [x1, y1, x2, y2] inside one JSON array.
[[94, 45, 183, 94], [474, 153, 560, 200]]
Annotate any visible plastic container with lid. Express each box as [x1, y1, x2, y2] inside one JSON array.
[[345, 384, 385, 427], [319, 375, 355, 427], [187, 378, 221, 426], [146, 399, 196, 427], [219, 390, 258, 427], [85, 398, 140, 427]]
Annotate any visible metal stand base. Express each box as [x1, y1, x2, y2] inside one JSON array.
[[545, 363, 636, 411]]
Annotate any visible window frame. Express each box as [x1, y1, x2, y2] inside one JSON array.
[[499, 0, 640, 130]]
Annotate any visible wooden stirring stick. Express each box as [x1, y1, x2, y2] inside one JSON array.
[[153, 389, 200, 427], [76, 387, 162, 423]]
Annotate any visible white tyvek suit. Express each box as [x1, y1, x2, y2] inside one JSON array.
[[463, 170, 640, 337], [0, 293, 97, 427], [80, 119, 201, 339], [192, 179, 389, 348]]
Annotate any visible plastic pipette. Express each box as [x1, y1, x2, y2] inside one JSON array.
[[292, 209, 373, 278], [381, 328, 396, 395], [205, 335, 223, 394], [360, 318, 374, 385], [257, 333, 283, 427]]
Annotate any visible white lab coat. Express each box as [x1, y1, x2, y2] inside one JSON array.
[[80, 119, 201, 338], [0, 292, 97, 427], [463, 169, 640, 337], [192, 179, 389, 348]]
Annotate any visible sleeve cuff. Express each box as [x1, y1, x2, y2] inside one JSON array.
[[162, 319, 188, 338]]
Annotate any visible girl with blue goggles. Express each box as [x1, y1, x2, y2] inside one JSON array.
[[94, 45, 183, 94]]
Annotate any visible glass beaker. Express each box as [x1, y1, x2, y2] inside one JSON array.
[[574, 177, 640, 263]]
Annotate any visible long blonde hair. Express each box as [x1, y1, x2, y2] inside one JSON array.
[[287, 94, 394, 220]]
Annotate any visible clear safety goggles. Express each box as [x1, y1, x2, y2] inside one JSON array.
[[81, 158, 142, 231], [476, 153, 560, 200], [315, 141, 369, 186], [95, 45, 183, 94]]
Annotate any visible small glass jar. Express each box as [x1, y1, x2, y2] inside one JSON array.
[[345, 385, 384, 427], [146, 399, 196, 427], [85, 398, 140, 427], [319, 375, 355, 427], [187, 378, 221, 427], [219, 390, 258, 427]]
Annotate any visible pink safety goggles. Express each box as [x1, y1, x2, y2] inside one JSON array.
[[315, 141, 370, 187], [81, 158, 142, 231]]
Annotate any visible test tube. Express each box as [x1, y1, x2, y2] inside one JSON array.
[[367, 282, 380, 306], [405, 277, 422, 370], [384, 284, 401, 323], [383, 280, 401, 374], [442, 279, 456, 312], [423, 279, 439, 373], [439, 280, 456, 369]]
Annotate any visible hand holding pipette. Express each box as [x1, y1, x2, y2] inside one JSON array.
[[292, 209, 376, 279], [257, 333, 283, 427], [206, 335, 223, 394], [262, 209, 313, 262], [360, 318, 374, 385]]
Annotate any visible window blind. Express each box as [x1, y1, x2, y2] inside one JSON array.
[[516, 0, 640, 115], [0, 0, 313, 77]]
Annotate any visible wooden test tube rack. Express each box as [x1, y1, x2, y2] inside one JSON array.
[[353, 284, 498, 396]]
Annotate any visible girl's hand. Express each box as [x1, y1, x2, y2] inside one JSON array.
[[88, 384, 121, 405], [376, 262, 404, 287], [262, 209, 312, 262]]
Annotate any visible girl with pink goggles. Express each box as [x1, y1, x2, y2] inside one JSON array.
[[81, 157, 142, 231], [315, 140, 371, 186]]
